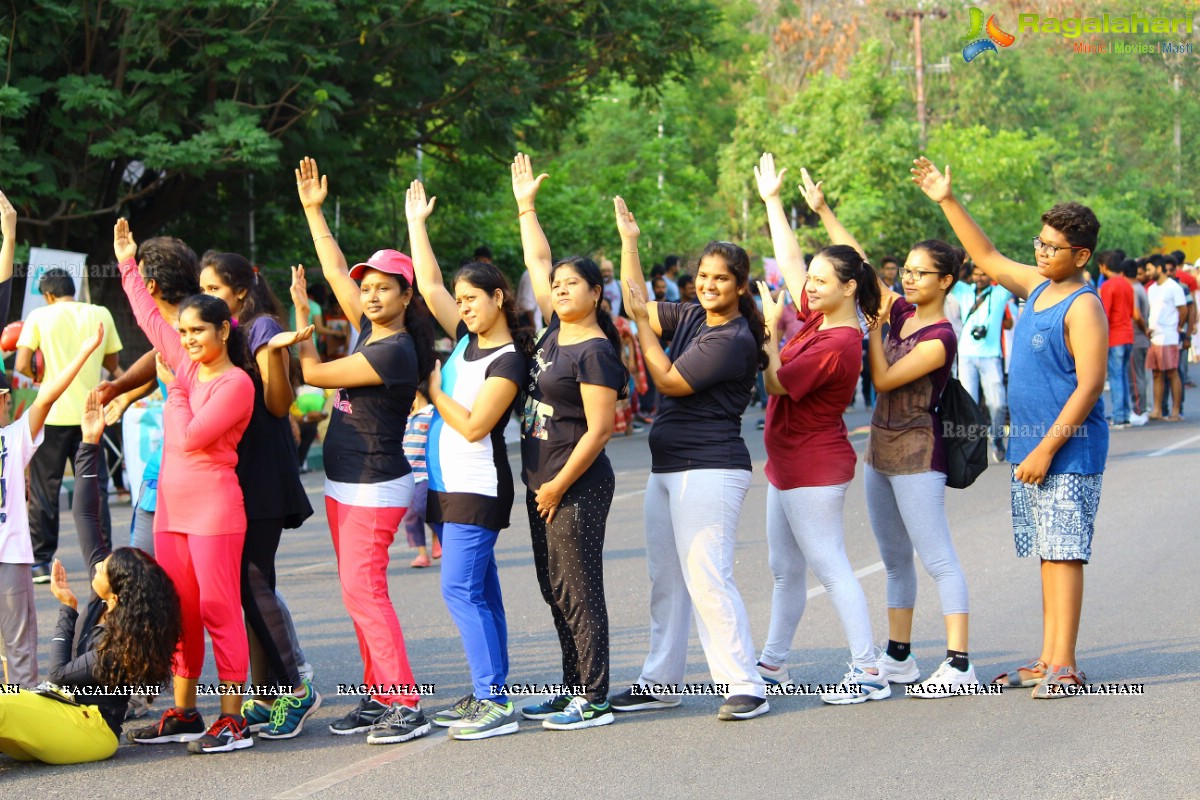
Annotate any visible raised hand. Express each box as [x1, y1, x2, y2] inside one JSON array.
[[87, 323, 105, 356], [267, 324, 316, 350], [81, 387, 107, 443], [511, 152, 548, 211], [625, 278, 649, 321], [911, 157, 953, 204], [427, 359, 443, 401], [798, 168, 826, 214], [757, 281, 785, 336], [405, 179, 437, 223], [613, 196, 640, 242], [295, 157, 329, 210], [754, 153, 788, 202], [114, 218, 138, 262], [0, 187, 16, 240], [50, 559, 78, 610], [290, 264, 311, 320]]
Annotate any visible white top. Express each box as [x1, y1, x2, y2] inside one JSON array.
[[0, 415, 45, 564], [1148, 279, 1186, 346]]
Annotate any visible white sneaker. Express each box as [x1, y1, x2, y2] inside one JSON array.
[[820, 664, 891, 705], [756, 661, 794, 688], [1129, 412, 1149, 427], [907, 658, 981, 698], [875, 650, 921, 684], [298, 662, 315, 683]]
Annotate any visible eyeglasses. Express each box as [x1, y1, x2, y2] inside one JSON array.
[[900, 268, 941, 282], [1032, 237, 1085, 257]]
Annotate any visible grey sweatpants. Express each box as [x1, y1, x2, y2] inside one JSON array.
[[0, 563, 38, 687]]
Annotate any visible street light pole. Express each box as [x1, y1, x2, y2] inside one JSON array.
[[887, 7, 947, 149]]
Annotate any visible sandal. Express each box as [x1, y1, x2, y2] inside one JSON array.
[[991, 659, 1046, 688], [1031, 665, 1087, 699]]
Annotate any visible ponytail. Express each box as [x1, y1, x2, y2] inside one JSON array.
[[178, 293, 256, 374], [401, 283, 437, 383], [453, 261, 535, 358], [594, 304, 631, 400], [814, 244, 883, 329]]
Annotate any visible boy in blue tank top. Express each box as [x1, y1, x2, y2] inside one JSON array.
[[913, 158, 1108, 698]]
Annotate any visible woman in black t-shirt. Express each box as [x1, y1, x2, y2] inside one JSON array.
[[609, 197, 772, 722], [293, 157, 436, 746], [512, 153, 627, 731]]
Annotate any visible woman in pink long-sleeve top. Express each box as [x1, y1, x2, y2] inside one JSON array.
[[113, 219, 265, 755]]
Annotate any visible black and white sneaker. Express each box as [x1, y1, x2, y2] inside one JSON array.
[[128, 707, 206, 744], [365, 703, 432, 745], [186, 714, 255, 753], [609, 686, 681, 712], [717, 695, 769, 721], [329, 697, 390, 735]]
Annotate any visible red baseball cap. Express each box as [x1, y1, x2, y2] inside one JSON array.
[[349, 250, 415, 285]]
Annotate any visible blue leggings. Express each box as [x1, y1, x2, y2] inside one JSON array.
[[438, 522, 510, 702]]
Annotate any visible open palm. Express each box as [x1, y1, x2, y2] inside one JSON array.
[[911, 157, 953, 203], [511, 152, 548, 208], [798, 168, 826, 213], [295, 157, 329, 209], [754, 153, 787, 202], [405, 179, 437, 222]]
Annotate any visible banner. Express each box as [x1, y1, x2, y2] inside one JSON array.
[[23, 247, 90, 320], [122, 400, 164, 493]]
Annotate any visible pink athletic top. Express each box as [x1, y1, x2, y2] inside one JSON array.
[[120, 258, 254, 536]]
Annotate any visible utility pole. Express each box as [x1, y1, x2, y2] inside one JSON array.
[[1173, 72, 1182, 234], [887, 7, 947, 149]]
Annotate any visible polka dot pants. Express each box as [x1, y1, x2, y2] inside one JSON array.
[[527, 475, 615, 704]]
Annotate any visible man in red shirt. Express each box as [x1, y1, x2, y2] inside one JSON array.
[[1099, 253, 1134, 427]]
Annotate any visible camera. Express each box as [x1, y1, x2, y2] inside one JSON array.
[[971, 325, 989, 341]]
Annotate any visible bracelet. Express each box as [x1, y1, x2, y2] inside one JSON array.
[[518, 208, 537, 218], [313, 233, 334, 242], [623, 249, 639, 254]]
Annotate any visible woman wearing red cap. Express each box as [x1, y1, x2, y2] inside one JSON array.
[[295, 157, 437, 745]]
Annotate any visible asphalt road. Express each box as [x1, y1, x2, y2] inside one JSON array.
[[4, 405, 1198, 799]]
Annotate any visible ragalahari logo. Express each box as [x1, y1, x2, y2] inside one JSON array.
[[962, 7, 1016, 62]]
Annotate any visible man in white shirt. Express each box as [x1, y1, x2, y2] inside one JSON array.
[[1146, 257, 1187, 420]]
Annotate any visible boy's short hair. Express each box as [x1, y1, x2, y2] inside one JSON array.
[[138, 237, 200, 304], [1120, 259, 1138, 279], [1161, 253, 1178, 267], [38, 268, 76, 298], [1041, 202, 1100, 257]]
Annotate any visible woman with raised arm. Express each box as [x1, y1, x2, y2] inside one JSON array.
[[610, 196, 770, 722], [799, 167, 979, 697], [294, 157, 436, 745], [751, 153, 889, 704], [511, 153, 626, 731], [115, 220, 260, 753], [404, 179, 528, 740], [197, 252, 318, 740], [0, 389, 181, 764]]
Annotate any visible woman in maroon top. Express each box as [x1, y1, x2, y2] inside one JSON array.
[[751, 154, 888, 704]]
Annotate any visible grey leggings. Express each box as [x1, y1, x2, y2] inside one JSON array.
[[864, 464, 969, 616], [760, 483, 875, 670]]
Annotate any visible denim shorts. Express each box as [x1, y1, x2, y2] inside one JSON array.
[[1010, 469, 1102, 563]]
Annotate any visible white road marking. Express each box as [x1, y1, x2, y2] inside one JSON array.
[[807, 560, 885, 599], [273, 731, 450, 799], [1147, 433, 1200, 458]]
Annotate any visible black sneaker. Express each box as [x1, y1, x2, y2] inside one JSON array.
[[128, 707, 206, 744], [186, 714, 255, 753], [609, 686, 681, 713], [329, 697, 390, 735], [365, 703, 432, 745], [717, 695, 769, 721], [31, 562, 51, 584]]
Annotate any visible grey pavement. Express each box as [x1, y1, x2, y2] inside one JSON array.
[[3, 405, 1198, 799]]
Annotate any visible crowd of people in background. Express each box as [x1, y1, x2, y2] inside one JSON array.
[[0, 144, 1191, 762]]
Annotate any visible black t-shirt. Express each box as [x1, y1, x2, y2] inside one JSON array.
[[427, 322, 527, 530], [520, 315, 625, 492], [648, 302, 757, 473], [237, 316, 314, 526], [324, 316, 418, 484]]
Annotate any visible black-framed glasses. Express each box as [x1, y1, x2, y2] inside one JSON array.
[[900, 267, 940, 281], [1032, 237, 1085, 257]]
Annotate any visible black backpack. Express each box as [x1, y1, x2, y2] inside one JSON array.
[[936, 376, 988, 489]]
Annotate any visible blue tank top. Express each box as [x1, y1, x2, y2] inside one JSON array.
[[1007, 281, 1108, 474]]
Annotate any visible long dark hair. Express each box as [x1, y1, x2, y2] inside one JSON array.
[[395, 273, 437, 383], [551, 255, 630, 399], [698, 241, 769, 371], [95, 548, 181, 689], [453, 261, 534, 357], [177, 293, 255, 373], [910, 240, 961, 291], [200, 251, 285, 328], [813, 244, 883, 328]]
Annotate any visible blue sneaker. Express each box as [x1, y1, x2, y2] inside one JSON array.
[[240, 699, 273, 733], [542, 697, 614, 730], [520, 694, 572, 720], [259, 680, 322, 739]]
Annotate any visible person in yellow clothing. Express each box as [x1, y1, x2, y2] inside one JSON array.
[[14, 268, 123, 582], [0, 390, 180, 764]]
